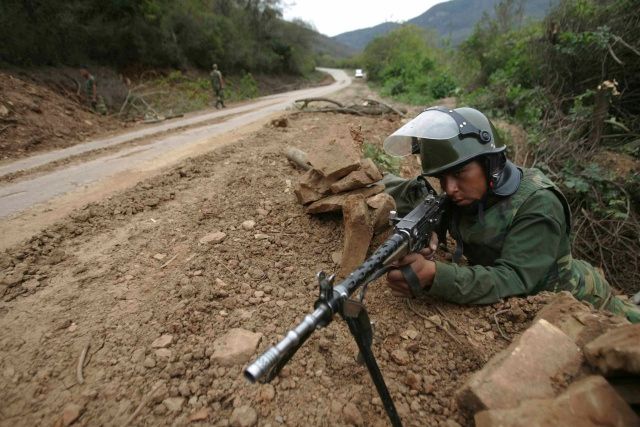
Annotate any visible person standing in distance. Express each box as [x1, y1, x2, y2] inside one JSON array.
[[210, 64, 226, 109]]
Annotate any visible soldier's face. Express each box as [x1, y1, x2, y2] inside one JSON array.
[[438, 160, 487, 206]]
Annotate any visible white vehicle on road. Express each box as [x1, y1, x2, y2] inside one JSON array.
[[354, 69, 364, 78]]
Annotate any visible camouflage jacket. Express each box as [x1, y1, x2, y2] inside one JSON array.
[[383, 169, 615, 308]]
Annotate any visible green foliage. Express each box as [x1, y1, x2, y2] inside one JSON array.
[[0, 0, 315, 75], [560, 162, 629, 220], [361, 25, 458, 104], [363, 143, 400, 175]]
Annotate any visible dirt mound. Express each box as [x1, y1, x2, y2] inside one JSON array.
[[0, 71, 120, 161]]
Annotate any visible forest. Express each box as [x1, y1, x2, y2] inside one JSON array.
[[0, 0, 315, 75]]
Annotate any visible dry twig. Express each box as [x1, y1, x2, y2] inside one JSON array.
[[76, 341, 91, 384], [493, 309, 511, 341], [122, 381, 163, 427]]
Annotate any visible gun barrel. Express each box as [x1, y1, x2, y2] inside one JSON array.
[[244, 305, 330, 383]]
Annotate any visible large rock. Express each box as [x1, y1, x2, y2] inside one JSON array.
[[306, 184, 384, 214], [457, 319, 583, 413], [330, 170, 378, 194], [294, 169, 335, 205], [211, 328, 262, 367], [534, 291, 629, 348], [359, 158, 383, 182], [584, 324, 640, 375], [230, 405, 258, 427], [306, 136, 360, 180], [338, 195, 373, 278], [366, 193, 396, 233], [475, 376, 640, 427]]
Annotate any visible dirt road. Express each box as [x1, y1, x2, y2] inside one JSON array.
[[0, 68, 350, 249], [0, 77, 547, 427]]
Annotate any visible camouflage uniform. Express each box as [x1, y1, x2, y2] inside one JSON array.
[[383, 170, 640, 323], [210, 68, 225, 109]]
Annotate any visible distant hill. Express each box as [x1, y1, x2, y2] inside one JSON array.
[[332, 22, 402, 52], [332, 0, 557, 51], [308, 29, 358, 59]]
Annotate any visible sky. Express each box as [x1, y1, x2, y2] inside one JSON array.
[[281, 0, 448, 37]]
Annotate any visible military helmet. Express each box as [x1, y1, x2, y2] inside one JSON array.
[[384, 107, 505, 176]]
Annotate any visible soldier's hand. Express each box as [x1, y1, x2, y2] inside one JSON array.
[[419, 232, 438, 260], [386, 253, 436, 297]]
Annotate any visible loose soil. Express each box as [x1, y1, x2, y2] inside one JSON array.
[[0, 71, 123, 161], [0, 82, 552, 426]]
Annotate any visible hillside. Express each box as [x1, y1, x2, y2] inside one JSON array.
[[332, 22, 402, 52], [332, 0, 557, 50]]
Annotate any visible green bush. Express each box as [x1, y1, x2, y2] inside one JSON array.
[[362, 25, 458, 104]]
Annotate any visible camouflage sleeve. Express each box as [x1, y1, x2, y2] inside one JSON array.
[[427, 190, 566, 304], [381, 173, 430, 216]]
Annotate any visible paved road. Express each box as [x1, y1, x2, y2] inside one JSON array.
[[0, 68, 350, 219]]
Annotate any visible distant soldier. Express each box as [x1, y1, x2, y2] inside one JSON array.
[[210, 63, 226, 109], [79, 66, 98, 111]]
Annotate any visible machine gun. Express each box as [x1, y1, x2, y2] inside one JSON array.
[[244, 191, 447, 427]]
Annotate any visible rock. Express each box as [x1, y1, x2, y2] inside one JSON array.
[[143, 357, 156, 368], [401, 329, 419, 340], [331, 251, 342, 265], [457, 319, 583, 413], [153, 253, 166, 261], [256, 208, 269, 216], [427, 315, 442, 327], [405, 372, 422, 391], [342, 402, 363, 426], [306, 136, 361, 180], [359, 158, 383, 182], [306, 184, 385, 214], [294, 169, 335, 205], [211, 328, 262, 367], [163, 397, 185, 412], [230, 405, 258, 427], [475, 376, 640, 427], [391, 349, 411, 366], [199, 232, 227, 244], [2, 271, 24, 287], [584, 324, 640, 375], [257, 384, 275, 402], [189, 407, 210, 422], [155, 349, 172, 359], [132, 348, 146, 363], [152, 334, 173, 348], [241, 220, 256, 231], [338, 195, 373, 278], [254, 234, 270, 240], [366, 193, 396, 233], [0, 104, 9, 117], [535, 291, 629, 348], [330, 170, 377, 194], [56, 403, 83, 426]]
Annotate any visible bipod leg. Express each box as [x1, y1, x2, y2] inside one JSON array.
[[342, 299, 403, 427]]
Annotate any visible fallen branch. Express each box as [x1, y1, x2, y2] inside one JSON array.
[[364, 98, 406, 116], [295, 97, 344, 109], [76, 341, 91, 384]]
